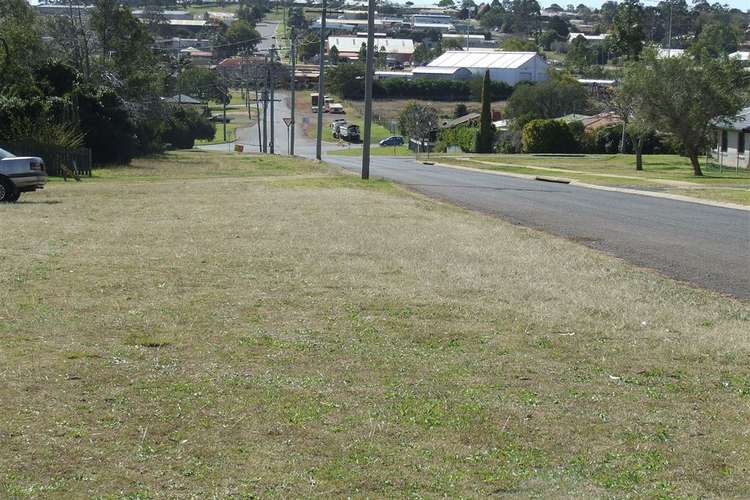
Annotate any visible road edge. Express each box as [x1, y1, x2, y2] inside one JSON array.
[[426, 160, 750, 212]]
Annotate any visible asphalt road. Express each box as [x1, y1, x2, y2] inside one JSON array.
[[255, 21, 280, 52], [203, 92, 750, 299]]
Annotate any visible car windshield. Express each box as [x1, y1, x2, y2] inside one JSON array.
[[0, 147, 15, 159]]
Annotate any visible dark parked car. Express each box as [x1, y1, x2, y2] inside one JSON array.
[[0, 147, 47, 202], [379, 136, 404, 147]]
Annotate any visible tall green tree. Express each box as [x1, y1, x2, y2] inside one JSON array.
[[506, 76, 589, 123], [566, 36, 594, 72], [610, 0, 645, 60], [222, 20, 261, 57], [622, 53, 748, 176], [476, 70, 494, 153], [398, 102, 439, 146], [689, 23, 740, 59]]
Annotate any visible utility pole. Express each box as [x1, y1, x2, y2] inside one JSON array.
[[315, 0, 327, 161], [270, 45, 276, 154], [223, 100, 228, 142], [255, 86, 262, 152], [360, 0, 376, 180], [290, 27, 296, 156], [667, 0, 673, 52], [262, 56, 268, 154]]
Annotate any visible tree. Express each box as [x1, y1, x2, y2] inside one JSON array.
[[438, 0, 456, 7], [476, 70, 494, 153], [521, 119, 577, 153], [223, 20, 261, 56], [442, 38, 464, 50], [412, 43, 434, 65], [610, 0, 645, 60], [548, 15, 570, 38], [327, 62, 365, 97], [622, 53, 748, 176], [506, 76, 590, 122], [566, 36, 595, 72], [0, 0, 45, 92], [300, 32, 320, 62], [399, 102, 439, 146], [329, 45, 340, 63], [177, 66, 226, 103], [501, 37, 537, 52], [479, 7, 505, 30], [689, 23, 740, 59]]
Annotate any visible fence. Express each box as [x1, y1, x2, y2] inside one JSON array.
[[2, 141, 92, 177]]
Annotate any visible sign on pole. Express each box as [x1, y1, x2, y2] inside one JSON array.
[[283, 117, 294, 128]]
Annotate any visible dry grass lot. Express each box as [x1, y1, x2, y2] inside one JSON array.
[[1, 151, 749, 497]]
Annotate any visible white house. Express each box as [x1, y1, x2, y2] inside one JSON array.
[[729, 51, 750, 64], [711, 106, 750, 169], [413, 50, 549, 84], [568, 33, 609, 44], [656, 48, 686, 59], [326, 36, 415, 63]]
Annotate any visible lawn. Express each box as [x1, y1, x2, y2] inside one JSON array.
[[1, 151, 749, 497], [196, 121, 239, 145], [437, 154, 750, 205]]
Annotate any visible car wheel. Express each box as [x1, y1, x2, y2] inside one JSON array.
[[0, 178, 15, 202], [7, 191, 21, 202]]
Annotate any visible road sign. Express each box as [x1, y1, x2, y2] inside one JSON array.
[[283, 117, 294, 127]]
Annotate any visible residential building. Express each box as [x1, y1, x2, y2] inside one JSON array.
[[34, 4, 92, 16], [656, 48, 686, 58], [413, 50, 549, 84], [181, 47, 213, 66], [132, 9, 193, 20], [711, 106, 750, 169], [409, 14, 455, 32], [568, 33, 609, 44], [442, 33, 497, 49], [729, 51, 750, 65], [326, 36, 415, 63]]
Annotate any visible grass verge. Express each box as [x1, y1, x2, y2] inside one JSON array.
[[1, 151, 749, 497], [437, 154, 750, 205]]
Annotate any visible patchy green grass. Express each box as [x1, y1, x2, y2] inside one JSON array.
[[448, 153, 750, 185], [94, 150, 327, 181], [1, 151, 749, 497]]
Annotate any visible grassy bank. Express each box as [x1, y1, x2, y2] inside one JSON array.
[[1, 151, 749, 497]]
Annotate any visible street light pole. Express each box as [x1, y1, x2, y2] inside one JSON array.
[[315, 0, 327, 161], [360, 0, 376, 180]]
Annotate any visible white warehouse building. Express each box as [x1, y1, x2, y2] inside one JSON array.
[[412, 50, 549, 85]]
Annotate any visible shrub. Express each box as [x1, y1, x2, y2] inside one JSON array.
[[521, 119, 578, 153], [162, 107, 215, 150], [437, 126, 478, 152]]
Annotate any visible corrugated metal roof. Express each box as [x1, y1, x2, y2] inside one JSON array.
[[714, 106, 750, 131], [428, 50, 538, 69], [412, 66, 467, 75]]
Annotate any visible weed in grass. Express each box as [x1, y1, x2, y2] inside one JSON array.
[[64, 351, 100, 360], [124, 333, 172, 348]]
